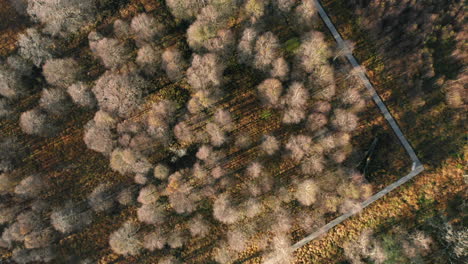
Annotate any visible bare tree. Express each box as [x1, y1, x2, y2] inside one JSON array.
[[39, 88, 72, 115], [67, 82, 97, 109], [50, 201, 93, 234], [187, 53, 225, 90], [137, 184, 160, 205], [295, 179, 319, 206], [294, 0, 318, 31], [298, 31, 331, 73], [14, 174, 46, 198], [0, 105, 15, 129], [282, 82, 309, 124], [12, 246, 56, 264], [109, 221, 142, 256], [206, 122, 226, 147], [6, 55, 33, 77], [173, 121, 194, 145], [165, 0, 207, 21], [88, 183, 115, 212], [254, 32, 281, 72], [137, 202, 166, 225], [227, 229, 248, 252], [270, 57, 290, 80], [188, 214, 210, 237], [17, 28, 54, 67], [92, 71, 148, 118], [83, 118, 116, 155], [117, 187, 135, 206], [131, 13, 166, 44], [0, 137, 25, 173], [110, 148, 152, 175], [285, 134, 312, 162], [27, 0, 97, 37], [113, 19, 131, 39], [331, 109, 358, 132], [90, 37, 131, 69], [273, 0, 295, 13], [213, 193, 240, 224], [261, 135, 279, 155], [154, 163, 170, 180], [162, 47, 186, 81], [237, 27, 258, 64], [19, 108, 58, 137], [0, 65, 28, 99], [143, 230, 166, 251], [257, 78, 283, 107], [136, 44, 162, 75], [306, 112, 328, 132], [42, 58, 82, 88]]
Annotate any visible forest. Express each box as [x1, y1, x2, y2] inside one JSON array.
[[0, 0, 466, 264]]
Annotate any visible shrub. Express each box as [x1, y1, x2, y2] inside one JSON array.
[[187, 53, 225, 90], [257, 78, 283, 107], [90, 38, 131, 69], [92, 71, 147, 118], [109, 221, 142, 256], [261, 135, 279, 155], [137, 184, 160, 205], [110, 148, 152, 175], [17, 28, 54, 67], [39, 88, 72, 115], [42, 58, 82, 88], [137, 202, 166, 225], [27, 0, 96, 37], [143, 230, 166, 251], [14, 175, 46, 198], [67, 82, 97, 108], [50, 201, 93, 234], [19, 108, 57, 137], [131, 13, 166, 44], [88, 183, 115, 212]]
